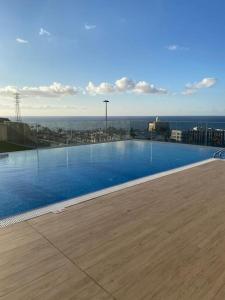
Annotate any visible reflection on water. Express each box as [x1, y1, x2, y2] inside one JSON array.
[[0, 140, 216, 220], [0, 153, 9, 159]]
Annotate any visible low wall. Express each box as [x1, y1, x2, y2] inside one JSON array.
[[0, 124, 7, 141]]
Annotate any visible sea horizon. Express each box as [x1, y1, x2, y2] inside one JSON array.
[[8, 115, 225, 131]]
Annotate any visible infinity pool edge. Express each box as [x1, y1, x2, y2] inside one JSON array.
[[0, 157, 219, 228]]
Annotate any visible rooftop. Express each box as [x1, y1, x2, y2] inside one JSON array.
[[0, 117, 10, 123], [0, 160, 225, 299]]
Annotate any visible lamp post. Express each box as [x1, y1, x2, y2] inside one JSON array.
[[103, 100, 109, 132]]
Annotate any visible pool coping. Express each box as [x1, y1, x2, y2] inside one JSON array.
[[0, 157, 221, 228]]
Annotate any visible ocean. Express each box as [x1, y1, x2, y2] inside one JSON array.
[[17, 116, 225, 131], [15, 115, 225, 131]]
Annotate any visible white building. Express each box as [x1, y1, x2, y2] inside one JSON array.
[[171, 130, 183, 142]]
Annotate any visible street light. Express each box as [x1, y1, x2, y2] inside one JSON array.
[[103, 100, 109, 132]]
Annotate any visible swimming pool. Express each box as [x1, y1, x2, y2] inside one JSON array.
[[0, 140, 216, 221]]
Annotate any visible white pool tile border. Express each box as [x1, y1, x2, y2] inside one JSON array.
[[0, 158, 220, 228]]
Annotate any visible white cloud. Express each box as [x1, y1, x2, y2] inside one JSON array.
[[0, 78, 168, 99], [84, 23, 96, 30], [86, 77, 168, 95], [39, 28, 51, 36], [16, 38, 29, 44], [133, 81, 167, 94], [166, 44, 189, 51], [0, 86, 18, 97], [22, 104, 87, 111], [115, 77, 135, 91], [191, 77, 217, 89], [0, 82, 78, 98], [183, 77, 217, 95], [86, 82, 115, 95]]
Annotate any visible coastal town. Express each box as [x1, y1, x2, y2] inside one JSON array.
[[1, 116, 225, 152]]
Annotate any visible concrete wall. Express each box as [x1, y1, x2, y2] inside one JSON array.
[[0, 124, 7, 141], [7, 122, 36, 147]]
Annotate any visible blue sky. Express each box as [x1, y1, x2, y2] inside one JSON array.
[[0, 0, 225, 116]]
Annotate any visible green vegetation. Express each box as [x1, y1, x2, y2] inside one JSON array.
[[0, 142, 30, 153]]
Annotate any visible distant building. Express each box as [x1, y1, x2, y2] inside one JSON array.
[[182, 128, 206, 145], [148, 117, 170, 132], [207, 128, 225, 146], [148, 117, 171, 141], [0, 117, 10, 123], [182, 127, 225, 147], [170, 130, 183, 142]]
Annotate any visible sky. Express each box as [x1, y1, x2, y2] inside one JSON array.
[[0, 0, 225, 117]]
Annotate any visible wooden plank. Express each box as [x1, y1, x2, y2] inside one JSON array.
[[1, 263, 112, 300], [0, 223, 112, 299], [1, 160, 225, 299]]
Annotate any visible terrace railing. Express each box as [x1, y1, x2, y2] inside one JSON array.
[[0, 121, 37, 150], [1, 118, 225, 152], [130, 120, 225, 148], [33, 119, 131, 148], [0, 119, 131, 150]]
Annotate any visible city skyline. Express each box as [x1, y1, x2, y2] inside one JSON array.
[[0, 0, 225, 116]]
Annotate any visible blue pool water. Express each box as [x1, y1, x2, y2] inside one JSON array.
[[0, 140, 216, 219]]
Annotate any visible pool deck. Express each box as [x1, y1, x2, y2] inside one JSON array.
[[1, 160, 225, 299]]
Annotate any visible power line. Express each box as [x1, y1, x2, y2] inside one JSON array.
[[15, 92, 22, 122]]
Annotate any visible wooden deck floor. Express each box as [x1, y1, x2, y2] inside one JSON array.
[[1, 160, 225, 299]]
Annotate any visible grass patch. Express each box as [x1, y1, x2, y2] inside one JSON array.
[[0, 142, 30, 153]]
